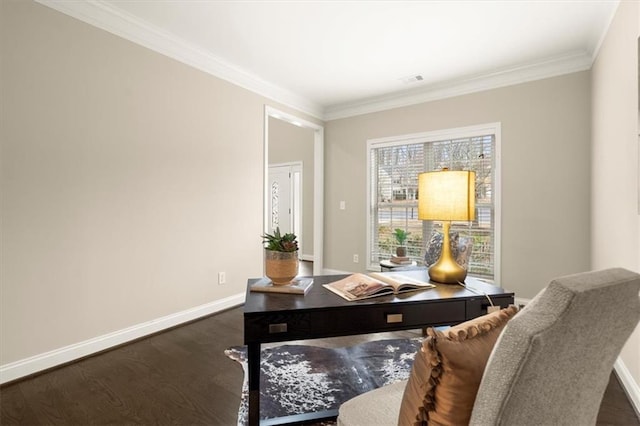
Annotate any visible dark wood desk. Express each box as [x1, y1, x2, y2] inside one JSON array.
[[243, 270, 514, 425]]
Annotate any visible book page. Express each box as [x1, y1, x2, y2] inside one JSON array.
[[323, 273, 391, 300], [369, 272, 435, 290]]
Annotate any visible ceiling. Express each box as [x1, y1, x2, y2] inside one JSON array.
[[39, 0, 619, 120]]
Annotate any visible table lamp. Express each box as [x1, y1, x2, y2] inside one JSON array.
[[418, 169, 476, 284]]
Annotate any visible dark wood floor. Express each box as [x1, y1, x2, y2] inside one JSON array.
[[2, 280, 639, 425], [1, 307, 246, 425]]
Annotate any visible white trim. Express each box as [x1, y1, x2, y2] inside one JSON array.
[[325, 52, 592, 120], [367, 122, 503, 147], [35, 0, 324, 120], [313, 125, 325, 277], [264, 106, 324, 276], [0, 293, 245, 384], [493, 125, 502, 285], [365, 122, 502, 283], [614, 357, 640, 418], [365, 139, 374, 272]]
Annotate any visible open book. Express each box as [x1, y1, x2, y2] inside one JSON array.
[[323, 272, 435, 301]]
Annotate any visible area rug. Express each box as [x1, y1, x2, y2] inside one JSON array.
[[225, 337, 423, 425]]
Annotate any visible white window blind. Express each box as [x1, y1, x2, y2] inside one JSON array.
[[367, 125, 499, 280]]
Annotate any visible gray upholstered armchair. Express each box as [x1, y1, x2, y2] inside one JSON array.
[[337, 268, 640, 426]]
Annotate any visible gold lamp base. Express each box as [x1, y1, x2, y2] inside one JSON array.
[[428, 221, 468, 284]]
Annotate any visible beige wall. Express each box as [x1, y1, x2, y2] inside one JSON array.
[[591, 0, 640, 398], [0, 0, 320, 366], [324, 72, 592, 299], [268, 117, 315, 258], [4, 0, 636, 399]]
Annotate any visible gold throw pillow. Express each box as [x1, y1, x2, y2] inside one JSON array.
[[398, 306, 518, 426]]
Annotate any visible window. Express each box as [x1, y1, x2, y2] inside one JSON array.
[[366, 123, 501, 281]]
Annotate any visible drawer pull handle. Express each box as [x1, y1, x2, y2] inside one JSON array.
[[269, 323, 288, 333], [386, 314, 403, 323]]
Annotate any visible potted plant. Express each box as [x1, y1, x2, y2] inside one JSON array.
[[262, 227, 299, 285], [392, 228, 410, 257]]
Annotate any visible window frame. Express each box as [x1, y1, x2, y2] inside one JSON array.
[[365, 123, 502, 283]]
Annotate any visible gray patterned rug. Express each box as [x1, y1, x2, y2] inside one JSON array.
[[225, 337, 423, 425]]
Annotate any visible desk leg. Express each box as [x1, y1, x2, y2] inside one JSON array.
[[247, 342, 260, 426]]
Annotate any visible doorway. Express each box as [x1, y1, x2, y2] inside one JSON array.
[[264, 106, 324, 275]]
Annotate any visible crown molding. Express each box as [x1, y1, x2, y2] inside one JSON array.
[[35, 0, 325, 120], [36, 1, 596, 122], [324, 51, 593, 120]]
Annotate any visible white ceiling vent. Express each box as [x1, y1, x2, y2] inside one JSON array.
[[400, 75, 424, 84]]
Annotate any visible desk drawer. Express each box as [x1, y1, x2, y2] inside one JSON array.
[[245, 301, 466, 343], [465, 296, 515, 319], [322, 301, 467, 334]]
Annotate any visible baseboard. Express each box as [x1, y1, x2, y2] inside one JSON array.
[[322, 268, 352, 275], [614, 358, 640, 418], [300, 254, 314, 262], [0, 292, 245, 385]]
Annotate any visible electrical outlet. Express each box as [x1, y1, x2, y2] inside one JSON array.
[[218, 272, 226, 285], [353, 254, 359, 263]]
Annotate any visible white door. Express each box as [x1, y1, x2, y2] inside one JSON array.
[[268, 165, 293, 235], [268, 164, 303, 246]]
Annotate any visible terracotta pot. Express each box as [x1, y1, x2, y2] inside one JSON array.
[[264, 249, 299, 285], [396, 246, 407, 257]]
